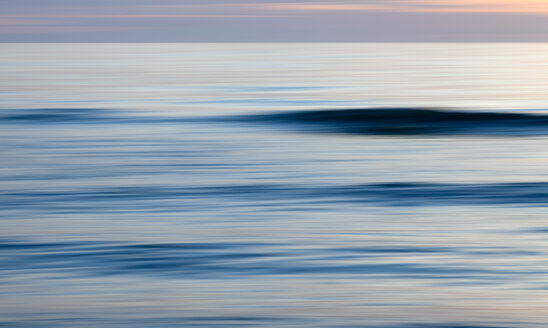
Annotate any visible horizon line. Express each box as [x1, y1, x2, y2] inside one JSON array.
[[2, 41, 548, 44]]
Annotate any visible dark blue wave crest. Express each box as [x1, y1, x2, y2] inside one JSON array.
[[5, 107, 548, 137], [237, 108, 548, 135]]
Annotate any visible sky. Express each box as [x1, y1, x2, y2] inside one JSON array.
[[1, 0, 548, 42]]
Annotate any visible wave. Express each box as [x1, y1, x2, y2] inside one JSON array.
[[6, 107, 548, 137], [0, 108, 170, 124], [183, 182, 548, 206], [3, 182, 548, 209], [0, 239, 504, 279], [0, 108, 111, 122], [237, 108, 548, 136]]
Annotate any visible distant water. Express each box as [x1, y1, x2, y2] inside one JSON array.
[[1, 43, 548, 328]]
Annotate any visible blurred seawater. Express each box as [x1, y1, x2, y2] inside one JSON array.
[[1, 43, 548, 327]]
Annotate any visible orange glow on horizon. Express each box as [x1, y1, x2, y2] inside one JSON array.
[[2, 0, 548, 34], [255, 0, 548, 14]]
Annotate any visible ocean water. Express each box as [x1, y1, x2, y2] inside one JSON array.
[[1, 43, 548, 328]]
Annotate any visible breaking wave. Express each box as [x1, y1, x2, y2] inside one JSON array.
[[237, 108, 548, 136]]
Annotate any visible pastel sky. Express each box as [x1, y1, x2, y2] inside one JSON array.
[[2, 0, 548, 41]]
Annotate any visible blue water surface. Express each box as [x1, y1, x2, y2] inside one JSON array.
[[1, 43, 548, 328]]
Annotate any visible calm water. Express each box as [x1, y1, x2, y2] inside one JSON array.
[[1, 43, 548, 328]]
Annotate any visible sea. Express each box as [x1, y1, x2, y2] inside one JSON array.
[[1, 43, 548, 328]]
